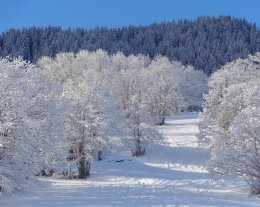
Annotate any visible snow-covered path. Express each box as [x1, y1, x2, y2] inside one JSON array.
[[1, 113, 260, 206]]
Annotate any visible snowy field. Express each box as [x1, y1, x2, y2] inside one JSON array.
[[1, 113, 260, 207]]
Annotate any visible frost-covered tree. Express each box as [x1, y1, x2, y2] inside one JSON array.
[[0, 57, 65, 193], [125, 96, 162, 156], [113, 67, 162, 156], [143, 56, 207, 124], [39, 50, 124, 178], [200, 53, 260, 193], [178, 66, 208, 111], [143, 56, 182, 125]]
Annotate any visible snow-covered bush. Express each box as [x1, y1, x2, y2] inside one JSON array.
[[200, 53, 260, 193]]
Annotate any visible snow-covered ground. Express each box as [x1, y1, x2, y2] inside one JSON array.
[[1, 112, 260, 206]]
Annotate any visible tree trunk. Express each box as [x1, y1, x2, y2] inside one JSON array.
[[161, 117, 165, 125], [98, 150, 103, 161], [157, 116, 165, 125], [132, 139, 145, 156], [78, 157, 91, 179]]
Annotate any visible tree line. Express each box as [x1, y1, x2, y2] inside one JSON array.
[[0, 16, 259, 75]]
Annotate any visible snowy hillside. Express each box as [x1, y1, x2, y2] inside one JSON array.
[[1, 113, 259, 207]]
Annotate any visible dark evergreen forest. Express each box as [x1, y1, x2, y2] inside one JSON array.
[[1, 16, 259, 75]]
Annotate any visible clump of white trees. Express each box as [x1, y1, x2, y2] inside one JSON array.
[[0, 50, 207, 193], [0, 58, 65, 193], [200, 53, 260, 194]]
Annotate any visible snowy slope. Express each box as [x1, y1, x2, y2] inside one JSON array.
[[1, 113, 260, 207]]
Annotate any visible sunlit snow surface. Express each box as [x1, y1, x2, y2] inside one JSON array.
[[1, 113, 260, 206]]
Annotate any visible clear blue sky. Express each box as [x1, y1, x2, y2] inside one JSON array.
[[1, 0, 260, 32]]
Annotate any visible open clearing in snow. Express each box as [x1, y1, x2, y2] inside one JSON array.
[[1, 113, 260, 206]]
